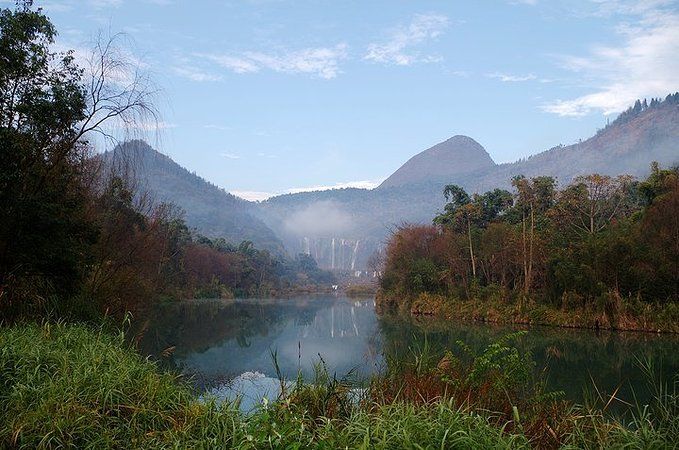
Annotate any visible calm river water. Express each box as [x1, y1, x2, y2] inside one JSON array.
[[137, 295, 679, 411]]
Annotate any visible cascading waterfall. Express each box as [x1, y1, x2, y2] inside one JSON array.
[[331, 238, 336, 270], [296, 237, 369, 271], [340, 239, 346, 269]]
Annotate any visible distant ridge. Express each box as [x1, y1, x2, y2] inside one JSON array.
[[475, 93, 679, 190], [106, 94, 679, 270], [378, 135, 496, 189], [259, 93, 679, 269], [102, 140, 285, 254]]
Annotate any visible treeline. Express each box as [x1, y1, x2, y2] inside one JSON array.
[[0, 2, 331, 322], [379, 163, 679, 313], [599, 92, 679, 133], [84, 175, 333, 317]]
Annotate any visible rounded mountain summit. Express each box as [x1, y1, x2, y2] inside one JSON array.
[[378, 135, 496, 189]]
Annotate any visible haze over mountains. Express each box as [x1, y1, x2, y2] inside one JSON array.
[[101, 143, 285, 254], [111, 94, 679, 270]]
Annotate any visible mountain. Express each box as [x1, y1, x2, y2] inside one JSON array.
[[473, 94, 679, 191], [257, 94, 679, 270], [379, 135, 496, 189], [101, 141, 284, 254], [105, 95, 679, 272]]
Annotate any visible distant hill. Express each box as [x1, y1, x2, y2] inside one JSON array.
[[379, 135, 496, 189], [474, 93, 679, 191], [258, 94, 679, 269], [105, 95, 679, 271], [101, 141, 284, 254]]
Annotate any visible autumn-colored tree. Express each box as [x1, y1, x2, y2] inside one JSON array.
[[379, 165, 678, 313]]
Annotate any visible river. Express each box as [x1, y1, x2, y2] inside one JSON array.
[[136, 295, 679, 412]]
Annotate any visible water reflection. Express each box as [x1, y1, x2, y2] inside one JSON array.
[[137, 296, 679, 409], [138, 296, 383, 390]]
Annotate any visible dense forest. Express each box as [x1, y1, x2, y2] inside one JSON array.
[[0, 2, 332, 322], [378, 164, 679, 329]]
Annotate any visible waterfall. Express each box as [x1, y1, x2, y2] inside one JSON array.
[[331, 238, 336, 269], [350, 239, 360, 270], [340, 239, 346, 269]]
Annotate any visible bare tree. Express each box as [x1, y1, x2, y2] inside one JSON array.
[[76, 32, 160, 146]]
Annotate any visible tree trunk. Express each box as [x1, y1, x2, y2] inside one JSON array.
[[522, 211, 528, 294], [527, 206, 534, 294], [468, 218, 476, 279]]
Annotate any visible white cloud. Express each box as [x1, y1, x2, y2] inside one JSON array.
[[202, 55, 260, 74], [173, 66, 222, 82], [364, 13, 449, 66], [588, 0, 675, 17], [89, 0, 123, 8], [131, 121, 176, 131], [544, 6, 679, 116], [487, 72, 537, 82], [286, 180, 382, 194], [198, 43, 349, 79], [220, 152, 240, 159], [203, 124, 231, 131], [257, 152, 277, 158]]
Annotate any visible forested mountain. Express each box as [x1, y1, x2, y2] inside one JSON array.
[[475, 93, 679, 192], [111, 96, 678, 271], [258, 94, 679, 269], [101, 141, 284, 254]]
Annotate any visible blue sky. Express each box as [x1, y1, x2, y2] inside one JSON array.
[[18, 0, 679, 200]]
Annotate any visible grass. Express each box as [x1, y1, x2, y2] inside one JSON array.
[[381, 291, 679, 333], [1, 322, 677, 448]]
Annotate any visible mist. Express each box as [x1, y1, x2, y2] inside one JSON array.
[[283, 200, 354, 237]]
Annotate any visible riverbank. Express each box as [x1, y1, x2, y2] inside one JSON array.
[[2, 322, 677, 448], [377, 291, 679, 333]]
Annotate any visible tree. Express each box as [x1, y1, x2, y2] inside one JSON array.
[[0, 2, 90, 314], [552, 174, 634, 237], [435, 185, 482, 279], [511, 176, 555, 295], [0, 1, 156, 317], [476, 188, 513, 224]]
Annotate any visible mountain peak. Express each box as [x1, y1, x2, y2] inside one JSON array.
[[378, 135, 496, 189]]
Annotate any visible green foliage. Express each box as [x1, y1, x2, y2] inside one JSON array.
[[0, 321, 242, 448], [381, 164, 679, 322], [2, 322, 678, 448], [449, 332, 534, 394], [0, 1, 94, 319]]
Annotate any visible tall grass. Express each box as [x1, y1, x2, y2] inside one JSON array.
[[1, 322, 677, 448], [0, 322, 245, 448]]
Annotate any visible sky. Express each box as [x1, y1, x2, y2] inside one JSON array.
[[13, 0, 679, 200]]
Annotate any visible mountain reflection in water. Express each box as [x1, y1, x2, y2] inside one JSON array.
[[137, 296, 679, 410]]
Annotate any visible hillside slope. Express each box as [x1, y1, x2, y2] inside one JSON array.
[[258, 94, 679, 269], [102, 141, 284, 254], [379, 135, 496, 189], [104, 96, 679, 271], [475, 95, 679, 191]]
